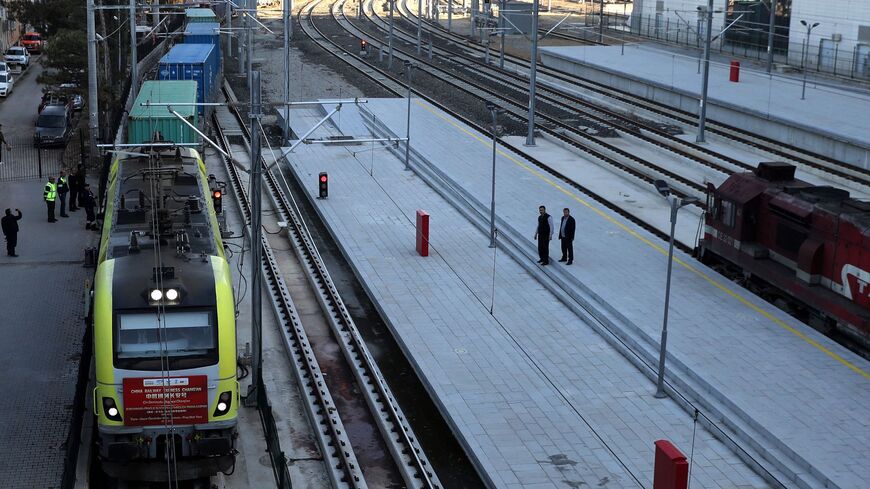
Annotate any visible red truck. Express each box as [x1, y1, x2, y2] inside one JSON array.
[[21, 32, 43, 54]]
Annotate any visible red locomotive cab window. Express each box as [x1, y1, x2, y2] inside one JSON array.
[[720, 200, 736, 228]]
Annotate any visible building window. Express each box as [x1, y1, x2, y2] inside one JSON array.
[[724, 0, 792, 54]]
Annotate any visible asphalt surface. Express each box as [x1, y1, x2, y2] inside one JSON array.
[[0, 56, 98, 488], [1, 60, 47, 141]]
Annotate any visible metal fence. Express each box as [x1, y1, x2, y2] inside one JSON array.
[[0, 130, 86, 182], [624, 12, 870, 81]]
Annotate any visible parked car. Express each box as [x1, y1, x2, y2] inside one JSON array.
[[21, 32, 43, 54], [34, 105, 72, 147], [5, 47, 29, 68], [0, 62, 9, 75], [38, 91, 74, 113], [58, 83, 84, 111], [0, 73, 14, 97]]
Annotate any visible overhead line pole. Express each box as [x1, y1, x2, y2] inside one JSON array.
[[87, 0, 99, 165], [765, 0, 777, 74], [283, 0, 291, 143], [247, 1, 254, 89], [417, 0, 423, 54], [246, 70, 264, 406], [525, 0, 539, 146], [389, 0, 395, 67], [696, 0, 713, 143], [130, 0, 139, 102]]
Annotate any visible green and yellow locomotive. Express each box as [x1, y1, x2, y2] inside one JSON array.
[[92, 147, 238, 480]]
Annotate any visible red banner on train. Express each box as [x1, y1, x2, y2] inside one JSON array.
[[122, 375, 209, 426]]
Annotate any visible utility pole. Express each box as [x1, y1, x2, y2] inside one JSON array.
[[525, 0, 539, 146], [448, 0, 452, 32], [404, 61, 413, 170], [389, 0, 395, 67], [486, 101, 500, 248], [499, 0, 505, 69], [129, 0, 138, 102], [246, 70, 263, 406], [599, 0, 604, 43], [247, 0, 254, 89], [696, 0, 713, 143], [227, 0, 233, 55], [765, 0, 777, 74], [283, 0, 291, 143], [417, 0, 423, 54], [87, 0, 99, 164]]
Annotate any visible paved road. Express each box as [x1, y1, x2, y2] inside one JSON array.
[[0, 59, 46, 141], [0, 56, 98, 488]]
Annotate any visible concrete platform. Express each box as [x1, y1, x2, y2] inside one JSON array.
[[280, 98, 869, 489], [0, 180, 98, 488], [539, 44, 870, 170]]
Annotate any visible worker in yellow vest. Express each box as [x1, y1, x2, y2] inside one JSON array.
[[44, 176, 57, 223]]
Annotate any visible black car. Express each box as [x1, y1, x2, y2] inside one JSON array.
[[34, 105, 72, 147]]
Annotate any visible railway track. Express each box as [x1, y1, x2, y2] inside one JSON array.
[[395, 0, 870, 190], [213, 81, 441, 489], [341, 0, 710, 199], [299, 0, 696, 251]]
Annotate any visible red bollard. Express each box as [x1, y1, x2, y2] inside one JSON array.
[[729, 60, 740, 82], [416, 210, 429, 257], [653, 440, 688, 489]]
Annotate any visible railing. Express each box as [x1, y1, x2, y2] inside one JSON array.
[[0, 130, 86, 182]]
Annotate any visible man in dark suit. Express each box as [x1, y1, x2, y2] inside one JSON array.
[[2, 208, 22, 256], [558, 208, 576, 265]]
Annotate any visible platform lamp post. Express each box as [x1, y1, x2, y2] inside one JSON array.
[[765, 0, 778, 74], [486, 101, 502, 248], [695, 0, 713, 143], [800, 20, 820, 101], [404, 61, 414, 171], [652, 180, 698, 399], [525, 0, 540, 146]]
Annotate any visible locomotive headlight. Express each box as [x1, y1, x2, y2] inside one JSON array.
[[102, 397, 123, 422], [165, 288, 179, 301], [149, 289, 163, 301], [213, 391, 233, 417]]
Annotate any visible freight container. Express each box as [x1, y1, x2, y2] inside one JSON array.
[[185, 8, 218, 24], [184, 22, 221, 63], [157, 44, 219, 115], [127, 81, 199, 145]]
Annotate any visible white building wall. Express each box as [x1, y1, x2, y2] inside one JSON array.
[[630, 0, 870, 77], [789, 0, 870, 76]]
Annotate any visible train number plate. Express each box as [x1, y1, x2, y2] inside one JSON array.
[[122, 375, 209, 426]]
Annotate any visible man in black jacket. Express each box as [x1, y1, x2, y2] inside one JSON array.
[[558, 208, 576, 265], [534, 205, 554, 265], [1, 208, 22, 256]]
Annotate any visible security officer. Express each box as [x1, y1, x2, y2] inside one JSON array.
[[44, 176, 57, 222], [57, 170, 69, 218]]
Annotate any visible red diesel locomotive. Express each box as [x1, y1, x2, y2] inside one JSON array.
[[699, 162, 870, 353]]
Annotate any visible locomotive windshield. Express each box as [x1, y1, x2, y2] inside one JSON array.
[[114, 310, 218, 370]]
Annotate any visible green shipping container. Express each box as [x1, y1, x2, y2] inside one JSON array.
[[127, 81, 199, 145], [186, 8, 218, 23]]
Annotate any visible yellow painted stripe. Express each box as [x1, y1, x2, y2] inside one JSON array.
[[415, 99, 870, 381]]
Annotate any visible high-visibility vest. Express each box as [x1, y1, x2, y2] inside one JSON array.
[[44, 182, 57, 202], [58, 175, 68, 193]]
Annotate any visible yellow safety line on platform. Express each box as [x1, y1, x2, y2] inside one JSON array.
[[415, 99, 870, 381]]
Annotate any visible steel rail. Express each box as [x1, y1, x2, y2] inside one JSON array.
[[395, 0, 870, 188], [298, 0, 694, 254], [332, 0, 706, 200], [221, 74, 441, 488], [212, 95, 367, 489]]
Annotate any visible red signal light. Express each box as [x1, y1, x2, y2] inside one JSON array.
[[318, 172, 328, 199], [213, 190, 222, 199]]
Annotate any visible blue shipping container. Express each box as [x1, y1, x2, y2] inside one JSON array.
[[183, 22, 221, 65], [157, 44, 219, 115]]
